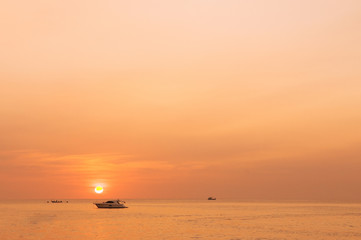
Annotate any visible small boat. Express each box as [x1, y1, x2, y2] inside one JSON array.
[[94, 199, 128, 208], [208, 197, 216, 200], [51, 200, 63, 203]]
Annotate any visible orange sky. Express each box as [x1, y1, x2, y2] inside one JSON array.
[[1, 0, 361, 200]]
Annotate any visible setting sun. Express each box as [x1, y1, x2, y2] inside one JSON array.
[[95, 186, 103, 194]]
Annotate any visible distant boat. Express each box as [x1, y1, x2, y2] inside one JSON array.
[[94, 199, 128, 208], [208, 197, 216, 200], [50, 200, 63, 203]]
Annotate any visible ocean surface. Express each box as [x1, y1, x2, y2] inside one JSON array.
[[0, 200, 360, 240]]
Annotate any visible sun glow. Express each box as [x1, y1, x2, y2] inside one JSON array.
[[95, 186, 103, 194]]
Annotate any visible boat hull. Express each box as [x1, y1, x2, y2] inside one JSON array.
[[94, 203, 128, 208]]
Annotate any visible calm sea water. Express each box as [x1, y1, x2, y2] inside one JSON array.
[[0, 200, 360, 240]]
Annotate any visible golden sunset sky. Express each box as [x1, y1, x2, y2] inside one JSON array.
[[1, 0, 361, 200]]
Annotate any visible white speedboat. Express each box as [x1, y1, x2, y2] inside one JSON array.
[[94, 200, 128, 208]]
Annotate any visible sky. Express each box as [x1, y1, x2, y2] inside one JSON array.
[[1, 0, 361, 201]]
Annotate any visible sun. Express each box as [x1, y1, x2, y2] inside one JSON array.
[[95, 186, 103, 194]]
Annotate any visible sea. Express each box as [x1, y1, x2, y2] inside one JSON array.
[[0, 199, 360, 240]]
